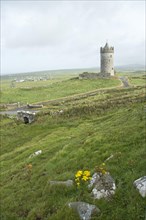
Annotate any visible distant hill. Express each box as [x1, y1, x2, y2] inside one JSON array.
[[1, 64, 145, 79], [115, 64, 145, 71]]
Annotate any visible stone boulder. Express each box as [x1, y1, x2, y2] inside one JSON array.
[[89, 172, 116, 199], [68, 202, 100, 220], [49, 180, 73, 187], [29, 150, 42, 158], [133, 176, 146, 197]]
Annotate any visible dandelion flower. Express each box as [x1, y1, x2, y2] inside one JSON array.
[[82, 176, 88, 181], [75, 170, 83, 177], [83, 170, 90, 177]]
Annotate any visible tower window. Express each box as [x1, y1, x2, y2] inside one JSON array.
[[110, 55, 112, 58]]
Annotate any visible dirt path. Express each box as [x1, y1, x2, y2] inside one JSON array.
[[119, 76, 130, 87]]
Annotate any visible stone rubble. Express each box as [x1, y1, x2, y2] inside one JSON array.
[[68, 202, 100, 220], [133, 176, 146, 197]]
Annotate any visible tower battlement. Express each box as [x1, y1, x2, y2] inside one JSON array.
[[100, 43, 114, 53]]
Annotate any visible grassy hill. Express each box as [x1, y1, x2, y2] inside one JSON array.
[[1, 77, 120, 105], [0, 72, 146, 220]]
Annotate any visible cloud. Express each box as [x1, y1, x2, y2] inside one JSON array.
[[1, 0, 145, 74], [2, 2, 71, 48]]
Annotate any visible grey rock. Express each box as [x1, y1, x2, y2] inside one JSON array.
[[133, 176, 146, 197], [68, 202, 100, 220], [29, 150, 42, 158], [89, 172, 116, 199], [49, 179, 73, 187]]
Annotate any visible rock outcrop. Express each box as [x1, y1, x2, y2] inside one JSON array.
[[68, 202, 100, 220], [133, 176, 146, 197], [89, 172, 116, 199]]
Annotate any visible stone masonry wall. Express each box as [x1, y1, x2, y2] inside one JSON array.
[[100, 53, 114, 76]]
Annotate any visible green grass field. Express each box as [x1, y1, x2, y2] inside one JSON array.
[[1, 70, 145, 106], [0, 70, 146, 220], [1, 77, 120, 105]]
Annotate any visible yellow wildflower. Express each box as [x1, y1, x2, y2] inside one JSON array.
[[83, 170, 90, 177], [82, 176, 88, 181], [75, 169, 91, 188], [75, 170, 83, 178]]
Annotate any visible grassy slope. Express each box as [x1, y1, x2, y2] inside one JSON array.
[[1, 71, 145, 105], [1, 102, 146, 220], [0, 72, 146, 220], [1, 78, 120, 104]]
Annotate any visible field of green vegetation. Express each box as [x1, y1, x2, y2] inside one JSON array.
[[1, 77, 119, 105], [0, 70, 146, 220], [1, 70, 145, 106]]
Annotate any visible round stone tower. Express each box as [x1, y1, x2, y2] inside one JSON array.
[[100, 42, 114, 76]]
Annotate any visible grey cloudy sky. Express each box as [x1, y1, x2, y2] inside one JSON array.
[[1, 0, 145, 74]]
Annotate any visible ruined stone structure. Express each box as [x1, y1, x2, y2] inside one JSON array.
[[100, 42, 114, 77], [17, 110, 35, 124], [79, 72, 98, 79]]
